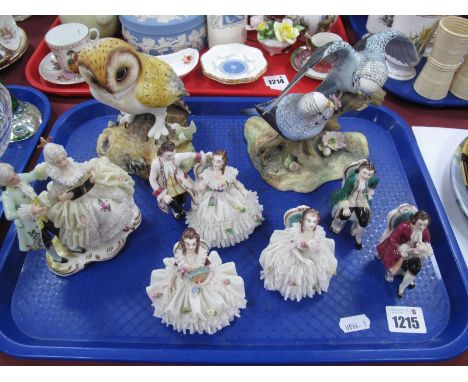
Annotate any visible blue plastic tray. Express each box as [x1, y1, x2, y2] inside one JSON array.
[[347, 16, 468, 108], [0, 97, 466, 364], [0, 85, 51, 217], [348, 15, 368, 40]]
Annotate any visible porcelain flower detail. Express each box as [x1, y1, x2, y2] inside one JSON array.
[[318, 131, 346, 157], [274, 19, 300, 44], [257, 21, 267, 32]]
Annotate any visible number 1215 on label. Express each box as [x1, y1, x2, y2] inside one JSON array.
[[386, 306, 427, 334]]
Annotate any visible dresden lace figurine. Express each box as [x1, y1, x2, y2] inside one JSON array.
[[146, 228, 247, 335], [38, 140, 141, 275], [259, 206, 337, 301], [186, 150, 263, 248], [376, 204, 433, 298], [330, 159, 379, 249], [149, 140, 210, 221]]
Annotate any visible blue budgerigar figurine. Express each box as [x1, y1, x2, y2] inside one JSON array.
[[257, 31, 418, 141]]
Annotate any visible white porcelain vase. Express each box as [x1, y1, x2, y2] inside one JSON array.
[[257, 34, 294, 56]]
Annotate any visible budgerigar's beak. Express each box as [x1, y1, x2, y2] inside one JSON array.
[[328, 100, 335, 109]]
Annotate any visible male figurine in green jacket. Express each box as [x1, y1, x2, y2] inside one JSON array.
[[330, 160, 379, 249], [0, 162, 67, 263]]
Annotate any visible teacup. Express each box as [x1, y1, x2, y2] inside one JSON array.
[[45, 23, 99, 73]]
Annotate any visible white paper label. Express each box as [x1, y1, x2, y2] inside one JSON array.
[[386, 306, 427, 334], [339, 314, 371, 333], [263, 75, 289, 91]]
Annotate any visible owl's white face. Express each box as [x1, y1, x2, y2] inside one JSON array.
[[78, 48, 141, 96]]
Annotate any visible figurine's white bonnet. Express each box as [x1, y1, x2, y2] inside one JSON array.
[[0, 163, 15, 186], [43, 143, 67, 164]]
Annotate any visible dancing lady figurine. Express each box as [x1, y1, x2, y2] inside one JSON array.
[[38, 141, 141, 275], [186, 150, 263, 248]]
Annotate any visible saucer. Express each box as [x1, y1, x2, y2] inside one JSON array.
[[0, 27, 28, 71], [201, 43, 267, 85], [290, 46, 332, 80], [39, 52, 84, 85], [156, 48, 199, 78], [0, 16, 21, 51]]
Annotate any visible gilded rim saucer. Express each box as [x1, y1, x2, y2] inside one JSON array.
[[290, 46, 332, 81], [0, 27, 28, 71], [39, 52, 85, 85], [201, 43, 267, 85], [0, 16, 21, 51]]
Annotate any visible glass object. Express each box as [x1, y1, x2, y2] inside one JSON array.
[[0, 82, 13, 156], [10, 97, 42, 142]]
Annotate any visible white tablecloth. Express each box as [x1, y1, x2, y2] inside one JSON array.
[[413, 126, 468, 267]]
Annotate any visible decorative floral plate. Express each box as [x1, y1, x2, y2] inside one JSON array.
[[450, 136, 468, 219], [290, 46, 332, 80], [156, 48, 199, 78], [200, 43, 268, 85], [0, 27, 28, 71], [39, 52, 84, 85]]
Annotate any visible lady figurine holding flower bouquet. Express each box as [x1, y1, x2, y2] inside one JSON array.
[[146, 228, 246, 335]]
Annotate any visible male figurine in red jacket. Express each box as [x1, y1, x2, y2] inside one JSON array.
[[377, 208, 433, 298]]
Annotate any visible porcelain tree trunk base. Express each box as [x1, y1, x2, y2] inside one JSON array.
[[244, 91, 386, 193], [45, 206, 142, 276], [96, 105, 196, 179]]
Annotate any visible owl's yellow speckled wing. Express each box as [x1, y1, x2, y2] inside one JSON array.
[[135, 54, 189, 108]]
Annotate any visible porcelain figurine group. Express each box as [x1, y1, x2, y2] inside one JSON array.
[[0, 139, 141, 276], [0, 145, 433, 335], [0, 31, 435, 337]]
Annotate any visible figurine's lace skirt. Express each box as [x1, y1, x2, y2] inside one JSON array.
[[186, 187, 263, 248], [259, 231, 337, 302], [146, 253, 247, 335], [51, 185, 136, 249]]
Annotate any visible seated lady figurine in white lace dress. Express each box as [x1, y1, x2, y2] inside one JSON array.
[[39, 141, 141, 275], [186, 150, 263, 248], [146, 228, 247, 335], [260, 206, 337, 302]]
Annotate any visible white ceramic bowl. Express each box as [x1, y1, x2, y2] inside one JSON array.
[[156, 48, 199, 78]]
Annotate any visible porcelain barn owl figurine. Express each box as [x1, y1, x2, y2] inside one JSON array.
[[77, 38, 189, 140]]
